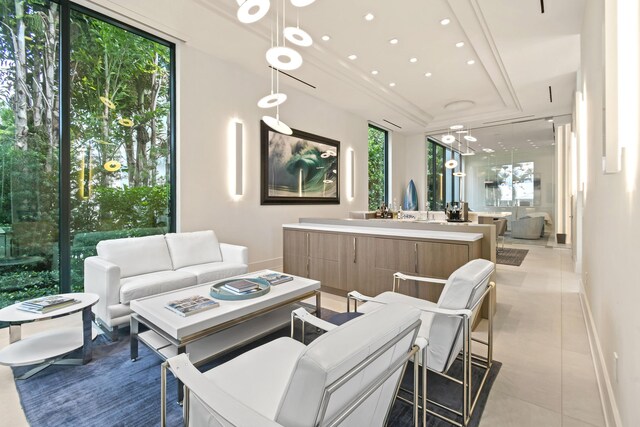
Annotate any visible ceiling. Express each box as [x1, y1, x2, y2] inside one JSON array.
[[195, 0, 585, 145]]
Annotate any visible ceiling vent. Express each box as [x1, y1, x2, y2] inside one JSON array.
[[383, 119, 402, 129]]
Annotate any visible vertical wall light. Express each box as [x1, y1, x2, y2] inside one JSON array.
[[347, 148, 355, 199], [235, 121, 243, 196]]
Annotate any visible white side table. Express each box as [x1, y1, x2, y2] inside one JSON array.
[[0, 292, 99, 379]]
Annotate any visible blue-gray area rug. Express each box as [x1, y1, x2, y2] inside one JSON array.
[[13, 310, 500, 427]]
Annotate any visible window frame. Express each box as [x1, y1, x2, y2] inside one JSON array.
[[368, 124, 389, 209]]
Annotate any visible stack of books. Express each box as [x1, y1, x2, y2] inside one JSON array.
[[260, 273, 293, 285], [18, 295, 79, 314], [165, 295, 219, 317], [222, 279, 262, 295]]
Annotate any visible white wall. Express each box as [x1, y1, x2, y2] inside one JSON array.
[[390, 133, 425, 209], [82, 0, 370, 270], [577, 0, 640, 424]]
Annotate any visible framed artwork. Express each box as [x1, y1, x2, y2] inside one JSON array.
[[260, 121, 340, 205]]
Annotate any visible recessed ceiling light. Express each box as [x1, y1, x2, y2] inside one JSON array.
[[409, 57, 418, 63], [389, 38, 399, 45], [348, 54, 357, 60], [547, 118, 554, 122], [364, 13, 375, 21], [456, 41, 465, 48], [483, 148, 494, 153], [527, 139, 531, 142], [467, 59, 475, 65], [424, 72, 432, 77], [371, 70, 379, 75], [321, 35, 330, 41], [440, 18, 450, 25], [450, 124, 464, 130], [389, 82, 396, 87]]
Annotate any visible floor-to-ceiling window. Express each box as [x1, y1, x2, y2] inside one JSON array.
[[426, 137, 462, 210], [368, 124, 388, 210], [0, 0, 175, 309]]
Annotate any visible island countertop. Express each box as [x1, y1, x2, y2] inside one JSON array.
[[282, 222, 483, 242]]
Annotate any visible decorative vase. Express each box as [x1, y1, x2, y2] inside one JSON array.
[[402, 179, 418, 211]]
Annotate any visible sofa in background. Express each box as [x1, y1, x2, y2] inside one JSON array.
[[511, 216, 545, 239], [84, 230, 248, 336]]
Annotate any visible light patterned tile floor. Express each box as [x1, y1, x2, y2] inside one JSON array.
[[0, 245, 604, 426]]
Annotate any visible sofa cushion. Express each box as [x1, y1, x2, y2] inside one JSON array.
[[97, 235, 173, 278], [119, 270, 197, 303], [177, 262, 248, 284], [165, 231, 223, 269]]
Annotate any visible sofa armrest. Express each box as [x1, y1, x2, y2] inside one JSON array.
[[84, 256, 121, 326], [220, 243, 248, 265]]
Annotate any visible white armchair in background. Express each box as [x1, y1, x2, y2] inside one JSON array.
[[348, 259, 495, 427], [161, 303, 422, 427]]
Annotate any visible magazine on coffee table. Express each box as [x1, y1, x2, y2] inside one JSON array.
[[259, 273, 293, 285], [165, 295, 219, 317], [18, 295, 80, 314]]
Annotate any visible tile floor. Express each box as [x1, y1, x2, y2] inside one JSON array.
[[0, 244, 605, 426]]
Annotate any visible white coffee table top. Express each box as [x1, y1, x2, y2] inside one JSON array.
[[0, 293, 99, 323], [131, 270, 320, 340]]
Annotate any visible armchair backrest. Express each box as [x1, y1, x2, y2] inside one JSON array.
[[429, 259, 494, 373], [276, 303, 421, 427]]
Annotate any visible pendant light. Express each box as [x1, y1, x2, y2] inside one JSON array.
[[236, 0, 271, 24]]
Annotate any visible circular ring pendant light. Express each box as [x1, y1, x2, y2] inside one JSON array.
[[449, 124, 464, 130], [453, 172, 466, 177], [237, 0, 271, 24], [290, 0, 316, 7], [258, 93, 287, 108], [464, 135, 477, 142], [445, 159, 459, 169], [283, 27, 313, 47], [263, 115, 293, 135], [442, 134, 455, 144], [266, 46, 303, 70]]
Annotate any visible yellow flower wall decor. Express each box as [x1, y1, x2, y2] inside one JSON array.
[[104, 160, 121, 172], [99, 96, 116, 109], [118, 118, 134, 127]]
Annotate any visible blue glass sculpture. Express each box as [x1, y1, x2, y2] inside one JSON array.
[[403, 179, 418, 210]]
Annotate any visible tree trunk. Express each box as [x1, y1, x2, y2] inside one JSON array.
[[13, 0, 29, 150], [42, 4, 59, 172]]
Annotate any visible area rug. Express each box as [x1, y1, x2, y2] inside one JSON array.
[[497, 248, 529, 266], [13, 310, 500, 427]]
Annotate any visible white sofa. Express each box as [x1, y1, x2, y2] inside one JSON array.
[[84, 230, 248, 335]]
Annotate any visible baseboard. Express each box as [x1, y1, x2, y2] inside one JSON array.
[[578, 279, 623, 427], [248, 257, 283, 272]]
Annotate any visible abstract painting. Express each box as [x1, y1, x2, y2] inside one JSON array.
[[260, 121, 340, 204]]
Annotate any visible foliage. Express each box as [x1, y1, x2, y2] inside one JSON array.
[[0, 2, 173, 309], [0, 270, 58, 308], [368, 126, 386, 210]]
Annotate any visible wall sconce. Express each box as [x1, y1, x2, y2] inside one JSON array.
[[235, 121, 243, 196], [347, 149, 355, 199]]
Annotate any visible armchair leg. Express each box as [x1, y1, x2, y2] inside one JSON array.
[[95, 319, 118, 342], [422, 347, 428, 427]]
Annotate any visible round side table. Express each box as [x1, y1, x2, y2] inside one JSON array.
[[0, 292, 99, 379]]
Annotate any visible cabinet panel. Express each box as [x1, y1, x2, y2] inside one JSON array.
[[374, 238, 416, 274], [283, 254, 308, 278], [310, 233, 340, 261], [414, 242, 470, 302], [283, 230, 308, 257], [339, 235, 375, 294], [309, 259, 342, 290]]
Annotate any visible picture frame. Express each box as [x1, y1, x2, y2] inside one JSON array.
[[260, 121, 340, 205]]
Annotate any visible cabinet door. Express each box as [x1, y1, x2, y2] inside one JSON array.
[[339, 235, 375, 294], [283, 230, 309, 277], [374, 238, 417, 274], [414, 242, 470, 302], [309, 232, 342, 289]]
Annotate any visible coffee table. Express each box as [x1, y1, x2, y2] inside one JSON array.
[[0, 292, 99, 379], [129, 270, 320, 401]]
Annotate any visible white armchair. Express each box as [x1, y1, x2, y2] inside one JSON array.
[[161, 303, 422, 427], [348, 259, 495, 427]]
